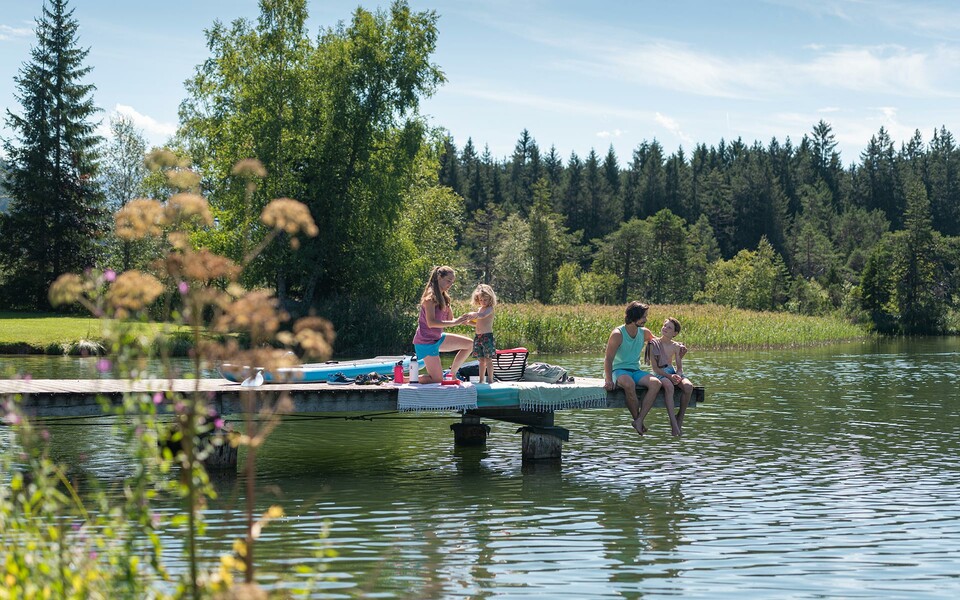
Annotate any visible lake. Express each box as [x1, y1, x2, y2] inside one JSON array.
[[3, 337, 960, 598]]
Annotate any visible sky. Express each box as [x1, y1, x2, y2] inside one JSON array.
[[2, 0, 959, 168]]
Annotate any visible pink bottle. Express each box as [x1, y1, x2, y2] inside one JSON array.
[[393, 361, 404, 384]]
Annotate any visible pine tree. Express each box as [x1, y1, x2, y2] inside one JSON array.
[[0, 0, 105, 309], [896, 180, 944, 334]]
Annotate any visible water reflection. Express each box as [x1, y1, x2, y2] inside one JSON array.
[[3, 338, 960, 596]]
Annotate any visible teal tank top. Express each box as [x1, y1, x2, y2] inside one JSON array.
[[612, 324, 646, 371]]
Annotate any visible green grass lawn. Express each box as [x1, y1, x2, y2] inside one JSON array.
[[0, 312, 191, 354], [0, 311, 106, 350]]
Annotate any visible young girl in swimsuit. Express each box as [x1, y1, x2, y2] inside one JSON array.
[[468, 284, 497, 383]]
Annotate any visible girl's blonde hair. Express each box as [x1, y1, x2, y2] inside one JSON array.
[[421, 265, 455, 310], [472, 283, 497, 308]]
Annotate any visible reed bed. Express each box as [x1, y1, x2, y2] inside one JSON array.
[[452, 302, 870, 354]]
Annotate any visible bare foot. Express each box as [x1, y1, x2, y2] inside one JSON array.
[[671, 422, 682, 437], [631, 417, 647, 436], [676, 412, 685, 427]]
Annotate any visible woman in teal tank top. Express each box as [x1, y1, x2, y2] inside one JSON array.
[[603, 301, 662, 436]]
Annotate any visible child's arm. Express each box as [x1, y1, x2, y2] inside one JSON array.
[[456, 311, 479, 325], [673, 346, 686, 381]]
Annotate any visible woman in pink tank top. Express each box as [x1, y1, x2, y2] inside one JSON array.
[[412, 265, 475, 383]]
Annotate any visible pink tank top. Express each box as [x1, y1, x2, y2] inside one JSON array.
[[412, 303, 451, 344]]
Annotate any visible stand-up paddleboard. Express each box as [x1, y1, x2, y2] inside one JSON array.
[[220, 355, 423, 384]]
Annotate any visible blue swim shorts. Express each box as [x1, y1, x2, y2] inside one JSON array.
[[612, 368, 652, 385], [656, 366, 677, 380], [414, 333, 446, 358]]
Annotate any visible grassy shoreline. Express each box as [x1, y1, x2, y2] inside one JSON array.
[[0, 304, 871, 356]]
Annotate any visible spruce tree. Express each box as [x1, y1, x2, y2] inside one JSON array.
[[0, 0, 104, 309]]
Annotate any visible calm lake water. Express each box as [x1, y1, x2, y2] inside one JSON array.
[[3, 338, 960, 598]]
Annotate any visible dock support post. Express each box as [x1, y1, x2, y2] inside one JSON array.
[[163, 426, 239, 471], [204, 432, 239, 471], [451, 414, 490, 446], [518, 426, 569, 461]]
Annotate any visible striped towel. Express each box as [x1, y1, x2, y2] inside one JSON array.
[[516, 381, 607, 412], [396, 382, 478, 412]]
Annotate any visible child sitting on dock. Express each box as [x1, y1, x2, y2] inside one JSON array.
[[647, 317, 693, 436], [467, 284, 497, 383]]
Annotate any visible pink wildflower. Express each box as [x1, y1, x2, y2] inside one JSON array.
[[153, 392, 164, 405], [178, 281, 189, 294], [96, 358, 111, 373], [104, 269, 117, 282]]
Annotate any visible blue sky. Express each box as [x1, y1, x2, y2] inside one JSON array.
[[2, 0, 959, 167]]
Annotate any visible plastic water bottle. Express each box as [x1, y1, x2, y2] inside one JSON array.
[[409, 357, 419, 383], [393, 361, 404, 384]]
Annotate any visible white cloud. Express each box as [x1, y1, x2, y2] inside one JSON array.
[[560, 40, 958, 100], [0, 24, 32, 40], [765, 0, 960, 40], [596, 129, 623, 139], [444, 83, 651, 121], [654, 112, 693, 144], [112, 104, 176, 142], [799, 46, 954, 97]]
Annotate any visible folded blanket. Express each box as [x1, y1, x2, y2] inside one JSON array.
[[516, 381, 607, 412], [396, 382, 478, 412]]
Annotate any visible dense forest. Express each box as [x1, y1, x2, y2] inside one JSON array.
[[1, 0, 958, 338], [435, 122, 960, 335]]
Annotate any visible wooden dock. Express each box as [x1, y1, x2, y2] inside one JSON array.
[[1, 377, 705, 463]]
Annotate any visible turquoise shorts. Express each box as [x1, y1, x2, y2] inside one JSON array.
[[613, 368, 652, 384], [414, 333, 446, 358]]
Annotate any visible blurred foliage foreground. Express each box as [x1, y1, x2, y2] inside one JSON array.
[[2, 155, 336, 599]]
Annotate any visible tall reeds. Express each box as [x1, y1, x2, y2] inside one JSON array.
[[452, 301, 869, 353]]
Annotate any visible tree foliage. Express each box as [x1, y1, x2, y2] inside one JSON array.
[[698, 237, 791, 311], [0, 0, 105, 309], [179, 0, 444, 313]]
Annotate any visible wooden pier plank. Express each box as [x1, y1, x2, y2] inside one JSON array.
[[1, 377, 704, 418]]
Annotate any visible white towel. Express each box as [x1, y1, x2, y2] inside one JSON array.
[[396, 382, 478, 412], [516, 381, 607, 412]]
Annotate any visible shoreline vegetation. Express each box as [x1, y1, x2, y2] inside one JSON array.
[[0, 304, 871, 357]]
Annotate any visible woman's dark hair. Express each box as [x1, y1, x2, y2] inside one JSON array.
[[421, 265, 454, 310], [624, 301, 649, 324]]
